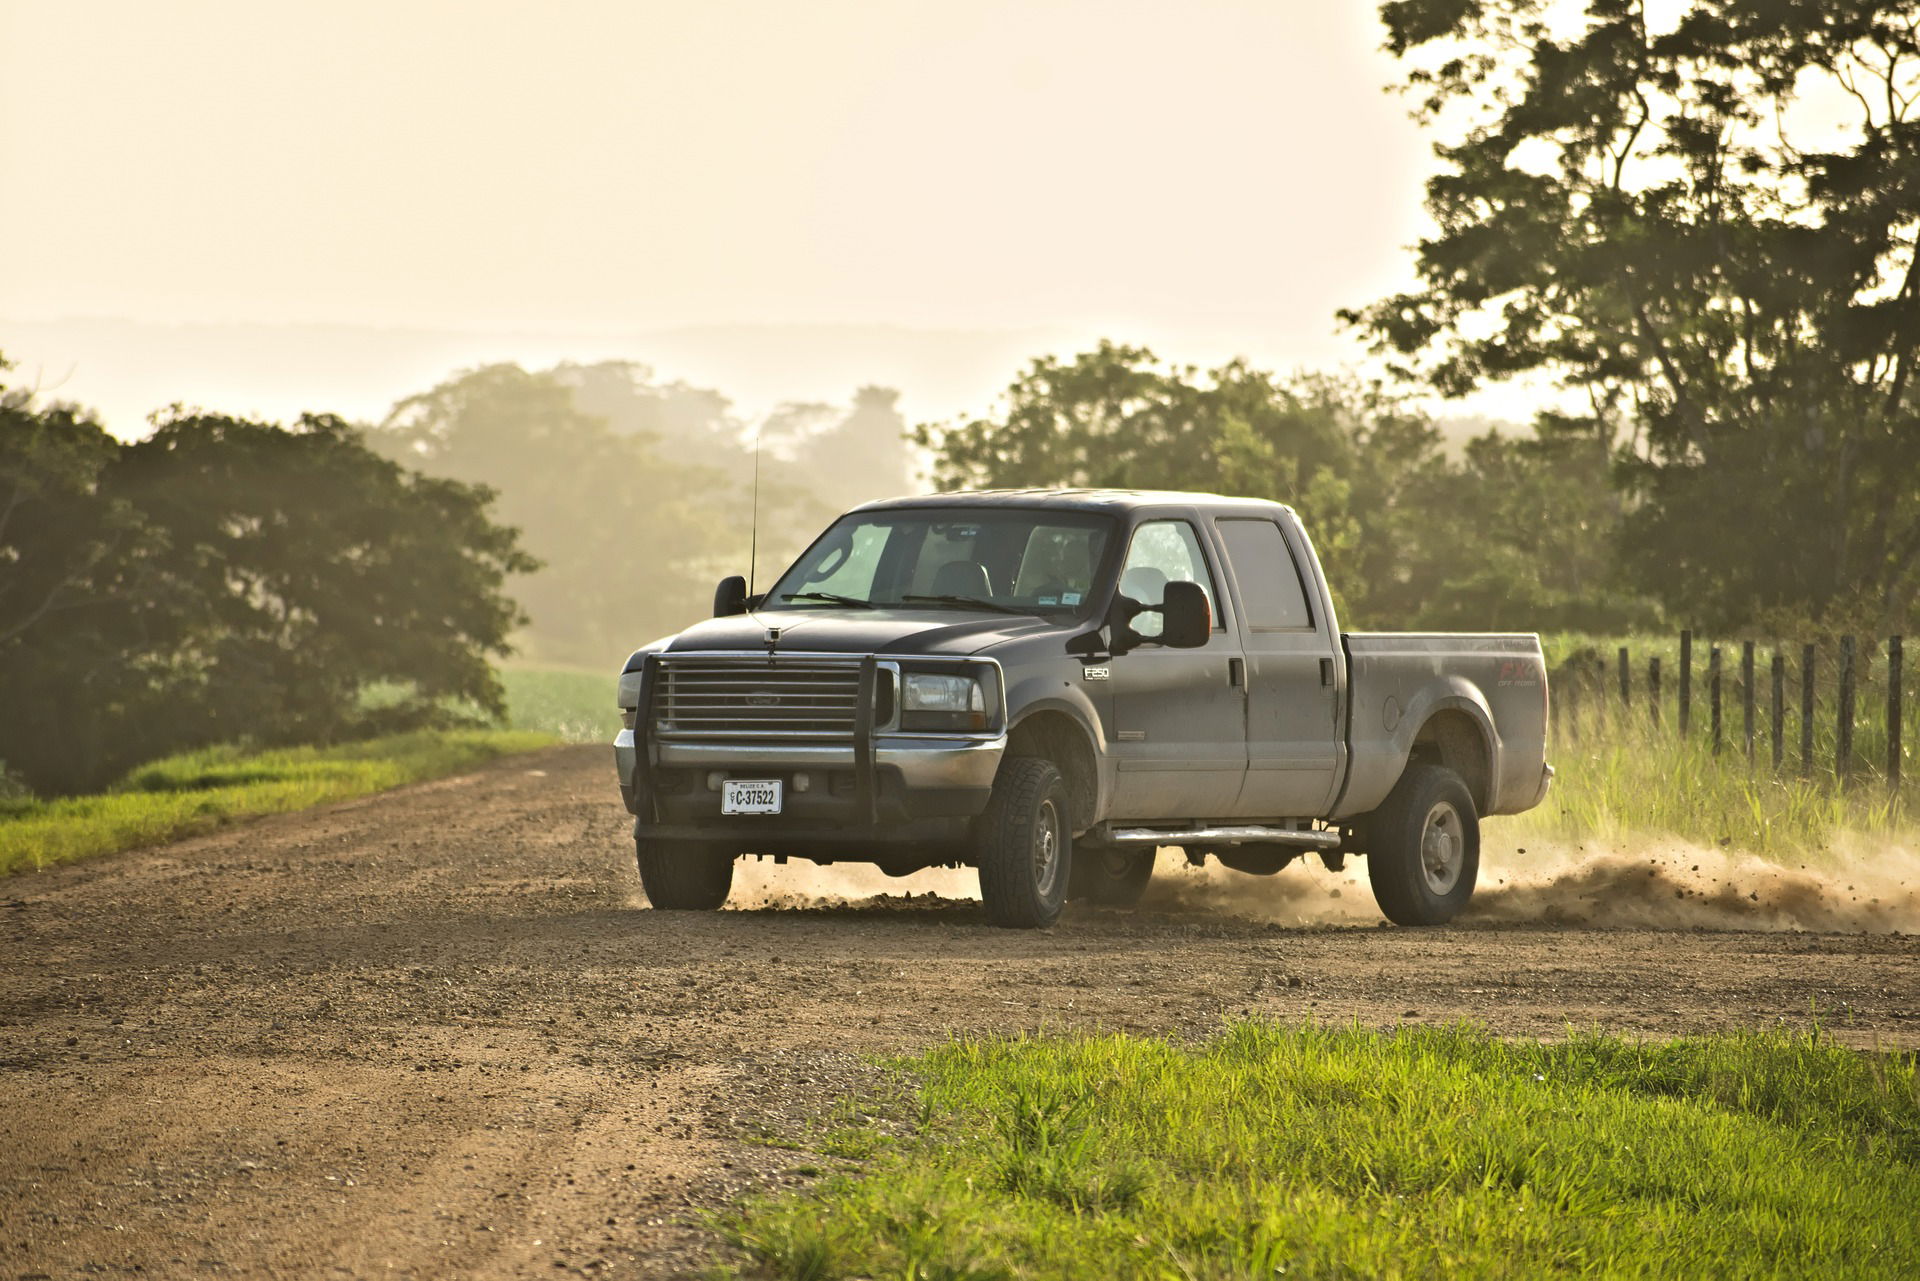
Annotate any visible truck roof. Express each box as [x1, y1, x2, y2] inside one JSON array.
[[854, 488, 1295, 515]]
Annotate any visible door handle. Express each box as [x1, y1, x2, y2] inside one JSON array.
[[1228, 657, 1246, 689], [1319, 657, 1335, 687]]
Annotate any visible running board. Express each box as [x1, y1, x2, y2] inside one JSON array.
[[1094, 825, 1340, 850]]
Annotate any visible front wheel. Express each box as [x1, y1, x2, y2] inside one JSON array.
[[975, 757, 1072, 928], [1364, 764, 1479, 926], [636, 839, 733, 910]]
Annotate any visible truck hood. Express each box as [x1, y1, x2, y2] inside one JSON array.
[[641, 608, 1067, 664]]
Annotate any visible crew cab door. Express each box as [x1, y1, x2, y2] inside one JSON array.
[[1213, 515, 1345, 818], [1104, 518, 1248, 820]]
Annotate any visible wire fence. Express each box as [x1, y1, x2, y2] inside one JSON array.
[[1553, 630, 1907, 793]]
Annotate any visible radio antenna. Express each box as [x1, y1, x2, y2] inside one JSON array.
[[746, 416, 764, 604]]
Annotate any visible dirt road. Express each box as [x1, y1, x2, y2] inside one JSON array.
[[3, 745, 1916, 1279]]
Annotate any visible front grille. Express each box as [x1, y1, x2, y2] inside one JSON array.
[[654, 659, 863, 739]]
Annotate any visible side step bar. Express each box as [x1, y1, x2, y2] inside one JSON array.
[[1094, 825, 1340, 850]]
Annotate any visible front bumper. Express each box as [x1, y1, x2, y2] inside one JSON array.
[[616, 651, 1009, 847], [618, 731, 1001, 806], [616, 729, 1004, 840]]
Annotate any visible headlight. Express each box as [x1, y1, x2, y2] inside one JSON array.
[[903, 673, 982, 713], [900, 672, 989, 732]]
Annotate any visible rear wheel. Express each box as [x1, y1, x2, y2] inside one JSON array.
[[976, 757, 1072, 928], [635, 839, 733, 911], [1069, 846, 1155, 908], [1364, 764, 1479, 926]]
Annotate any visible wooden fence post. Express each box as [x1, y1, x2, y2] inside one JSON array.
[[1837, 635, 1856, 784], [1742, 640, 1756, 764], [1679, 629, 1693, 736], [1770, 652, 1785, 771], [1618, 646, 1631, 709], [1800, 643, 1816, 777], [1890, 635, 1904, 794], [1649, 656, 1662, 728], [1710, 645, 1723, 756]]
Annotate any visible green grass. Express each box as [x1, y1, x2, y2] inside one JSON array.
[[498, 663, 620, 742], [721, 1020, 1920, 1280], [1543, 630, 1911, 791], [1513, 713, 1912, 858], [1525, 630, 1917, 859], [0, 729, 553, 876]]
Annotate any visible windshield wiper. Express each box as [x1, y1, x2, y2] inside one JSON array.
[[780, 591, 878, 609], [900, 593, 1027, 616]]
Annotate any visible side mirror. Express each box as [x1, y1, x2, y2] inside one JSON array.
[[1106, 580, 1211, 653], [714, 574, 748, 617], [1158, 581, 1212, 648]]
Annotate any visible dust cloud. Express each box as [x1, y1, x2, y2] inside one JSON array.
[[1465, 832, 1920, 933], [716, 837, 1920, 934], [726, 857, 981, 911]]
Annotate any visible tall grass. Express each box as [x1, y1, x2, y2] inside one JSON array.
[[722, 1020, 1920, 1280], [0, 729, 552, 876], [1512, 711, 1910, 859], [1521, 631, 1916, 860], [1545, 630, 1910, 789]]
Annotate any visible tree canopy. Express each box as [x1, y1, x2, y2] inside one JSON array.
[[0, 367, 534, 794], [915, 342, 1655, 630], [373, 361, 910, 663], [1350, 0, 1920, 630]]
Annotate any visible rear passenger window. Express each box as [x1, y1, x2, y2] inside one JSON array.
[[1217, 519, 1314, 629]]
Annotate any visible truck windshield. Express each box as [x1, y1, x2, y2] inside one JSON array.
[[765, 508, 1115, 617]]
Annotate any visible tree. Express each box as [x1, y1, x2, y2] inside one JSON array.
[[377, 363, 918, 658], [0, 374, 535, 794], [751, 386, 914, 572], [376, 363, 728, 664], [914, 343, 1446, 622], [916, 342, 1664, 629], [1391, 417, 1662, 631], [0, 374, 152, 651], [1350, 0, 1920, 629]]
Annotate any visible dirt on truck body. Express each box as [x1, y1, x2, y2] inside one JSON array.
[[2, 745, 1917, 1278]]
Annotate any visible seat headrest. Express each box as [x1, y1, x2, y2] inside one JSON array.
[[1121, 566, 1169, 602], [929, 560, 992, 598]]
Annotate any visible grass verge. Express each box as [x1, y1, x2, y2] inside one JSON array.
[[721, 1020, 1920, 1280], [498, 663, 619, 742], [1511, 715, 1914, 859], [0, 729, 553, 877]]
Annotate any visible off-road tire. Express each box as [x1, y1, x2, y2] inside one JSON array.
[[1069, 846, 1155, 908], [1364, 763, 1479, 926], [635, 839, 733, 911], [976, 757, 1072, 928]]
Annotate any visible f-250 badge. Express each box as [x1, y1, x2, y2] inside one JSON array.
[[1083, 666, 1110, 681]]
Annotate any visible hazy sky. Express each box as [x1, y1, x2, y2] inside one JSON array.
[[2, 1, 1451, 428]]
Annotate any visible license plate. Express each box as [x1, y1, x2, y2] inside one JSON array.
[[721, 779, 783, 815]]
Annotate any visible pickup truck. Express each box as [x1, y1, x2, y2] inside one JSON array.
[[615, 489, 1551, 928]]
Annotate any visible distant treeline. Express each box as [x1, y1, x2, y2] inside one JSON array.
[[365, 360, 912, 666], [917, 343, 1657, 635], [0, 355, 909, 794]]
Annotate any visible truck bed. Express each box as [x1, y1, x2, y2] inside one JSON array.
[[1335, 632, 1550, 820]]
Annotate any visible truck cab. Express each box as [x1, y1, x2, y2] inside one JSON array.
[[615, 490, 1551, 928]]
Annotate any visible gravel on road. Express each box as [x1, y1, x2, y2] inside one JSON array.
[[2, 744, 1915, 1279]]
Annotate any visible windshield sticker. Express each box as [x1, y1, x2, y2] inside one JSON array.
[[1037, 596, 1057, 606], [1062, 592, 1082, 605]]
